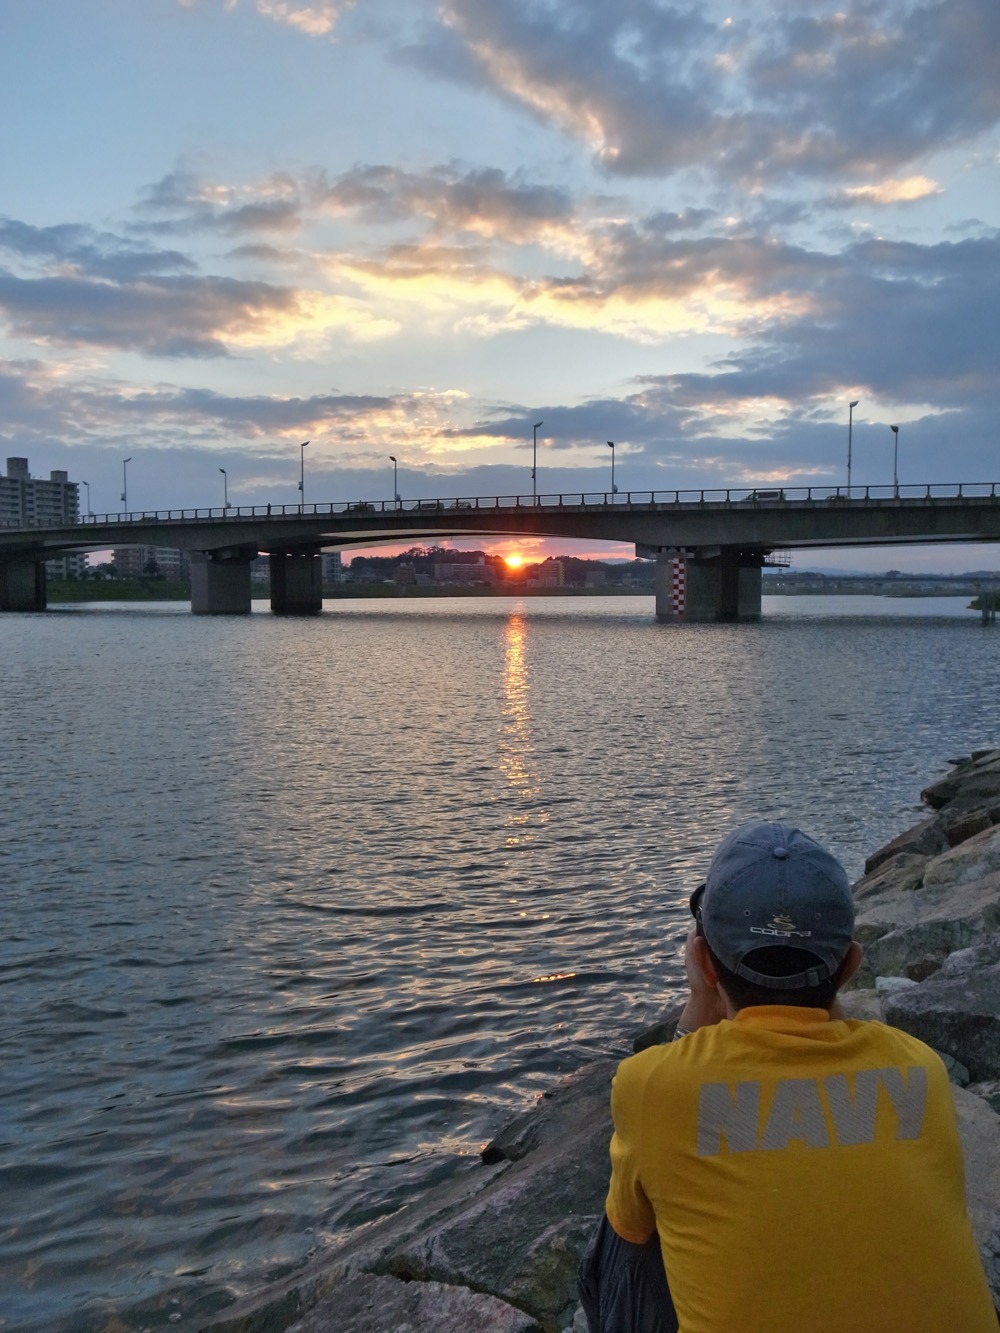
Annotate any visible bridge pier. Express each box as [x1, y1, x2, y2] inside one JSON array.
[[270, 550, 322, 615], [0, 559, 46, 612], [655, 547, 762, 622], [190, 549, 254, 615]]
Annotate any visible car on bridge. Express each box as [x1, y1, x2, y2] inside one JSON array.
[[742, 489, 786, 502], [346, 501, 375, 513]]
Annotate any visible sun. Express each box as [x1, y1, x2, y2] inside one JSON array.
[[504, 553, 524, 569]]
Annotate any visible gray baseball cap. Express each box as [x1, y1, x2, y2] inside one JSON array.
[[693, 822, 855, 990]]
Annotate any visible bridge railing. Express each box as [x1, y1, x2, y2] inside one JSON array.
[[2, 481, 997, 530]]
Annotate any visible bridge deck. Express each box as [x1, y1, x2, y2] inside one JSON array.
[[2, 482, 1000, 559]]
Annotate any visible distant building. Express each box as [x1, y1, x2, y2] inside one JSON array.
[[1, 456, 80, 527], [321, 551, 344, 583], [433, 554, 497, 585], [1, 456, 85, 577], [534, 559, 565, 589], [251, 555, 270, 582], [113, 547, 191, 580]]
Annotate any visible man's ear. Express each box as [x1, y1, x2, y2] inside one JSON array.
[[690, 934, 720, 988], [836, 941, 864, 988]]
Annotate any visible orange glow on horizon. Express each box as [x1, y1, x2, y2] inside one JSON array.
[[504, 553, 524, 569]]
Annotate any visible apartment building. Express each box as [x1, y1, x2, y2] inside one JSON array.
[[1, 456, 85, 577], [112, 547, 192, 580]]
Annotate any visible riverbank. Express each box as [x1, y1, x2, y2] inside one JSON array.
[[205, 749, 1000, 1332]]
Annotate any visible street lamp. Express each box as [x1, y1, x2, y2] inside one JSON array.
[[848, 400, 859, 494], [889, 425, 899, 497], [298, 440, 310, 507], [219, 467, 230, 509], [121, 457, 132, 511], [607, 441, 617, 497], [389, 455, 399, 506], [81, 480, 91, 517], [532, 421, 543, 500]]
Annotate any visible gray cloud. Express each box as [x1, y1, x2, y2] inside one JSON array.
[[0, 218, 196, 281], [318, 163, 575, 239], [137, 169, 303, 235], [0, 270, 301, 358], [429, 0, 1000, 184]]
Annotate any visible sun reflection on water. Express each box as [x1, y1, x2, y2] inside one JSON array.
[[499, 612, 547, 847]]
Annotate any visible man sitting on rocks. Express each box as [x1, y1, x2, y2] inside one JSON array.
[[579, 821, 996, 1333]]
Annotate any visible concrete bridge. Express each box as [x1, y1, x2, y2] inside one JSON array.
[[2, 481, 999, 621]]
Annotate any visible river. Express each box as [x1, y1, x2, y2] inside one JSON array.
[[2, 593, 995, 1330]]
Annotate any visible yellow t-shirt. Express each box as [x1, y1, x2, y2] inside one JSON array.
[[605, 1007, 995, 1333]]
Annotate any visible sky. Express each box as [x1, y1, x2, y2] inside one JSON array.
[[1, 0, 998, 571]]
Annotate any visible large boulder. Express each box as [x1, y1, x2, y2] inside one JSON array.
[[921, 752, 1000, 811], [381, 1061, 615, 1332], [864, 816, 948, 874], [286, 1273, 539, 1332], [852, 869, 1000, 985], [952, 1086, 1000, 1303], [883, 934, 1000, 1082]]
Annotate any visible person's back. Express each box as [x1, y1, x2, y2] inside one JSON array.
[[585, 822, 997, 1333]]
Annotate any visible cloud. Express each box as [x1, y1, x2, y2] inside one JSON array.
[[0, 218, 196, 281], [255, 0, 351, 36], [181, 0, 353, 37], [429, 0, 1000, 184], [137, 170, 304, 235], [318, 163, 577, 244], [0, 270, 305, 358], [832, 176, 943, 207]]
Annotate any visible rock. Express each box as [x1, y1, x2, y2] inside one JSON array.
[[852, 868, 1000, 986], [632, 1002, 684, 1053], [864, 816, 948, 874], [875, 975, 919, 996], [939, 805, 999, 848], [939, 1053, 972, 1086], [383, 1062, 615, 1332], [882, 933, 1000, 1081], [853, 852, 929, 902], [922, 825, 1000, 889], [838, 988, 883, 1021], [952, 1086, 1000, 1303], [921, 752, 1000, 810], [286, 1272, 539, 1332], [968, 1081, 1000, 1114]]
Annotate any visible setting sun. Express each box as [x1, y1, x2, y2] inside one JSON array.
[[504, 553, 524, 569]]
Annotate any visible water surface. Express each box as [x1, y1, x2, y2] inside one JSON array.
[[1, 594, 994, 1329]]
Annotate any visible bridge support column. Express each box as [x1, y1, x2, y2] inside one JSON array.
[[190, 550, 253, 615], [0, 559, 47, 612], [270, 550, 322, 615], [655, 547, 762, 622]]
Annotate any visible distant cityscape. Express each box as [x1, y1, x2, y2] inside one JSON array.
[[64, 547, 999, 598]]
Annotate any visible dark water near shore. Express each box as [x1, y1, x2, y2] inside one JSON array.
[[2, 594, 995, 1330]]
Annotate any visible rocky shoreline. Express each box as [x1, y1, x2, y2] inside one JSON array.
[[206, 750, 1000, 1332]]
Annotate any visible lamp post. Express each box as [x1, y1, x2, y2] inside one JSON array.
[[219, 467, 230, 509], [298, 440, 310, 507], [607, 441, 617, 497], [889, 425, 899, 497], [532, 421, 543, 500], [848, 400, 859, 494], [389, 455, 399, 506], [121, 457, 132, 511], [81, 480, 91, 517]]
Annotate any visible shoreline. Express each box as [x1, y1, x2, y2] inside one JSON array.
[[205, 749, 1000, 1333]]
